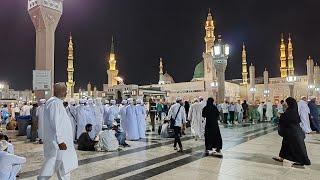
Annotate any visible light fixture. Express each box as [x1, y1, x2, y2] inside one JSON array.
[[249, 87, 256, 93], [224, 44, 230, 55], [214, 45, 221, 56], [308, 84, 315, 89], [286, 75, 296, 83]]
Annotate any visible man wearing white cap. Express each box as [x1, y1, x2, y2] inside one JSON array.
[[76, 99, 88, 139], [86, 99, 97, 139], [103, 100, 110, 126], [119, 100, 128, 132], [94, 98, 104, 136], [106, 100, 119, 128], [168, 97, 186, 152], [298, 96, 312, 133], [136, 99, 146, 139], [37, 99, 46, 144], [66, 99, 77, 141], [0, 140, 26, 180], [189, 98, 205, 140], [125, 98, 139, 140], [38, 83, 78, 179]]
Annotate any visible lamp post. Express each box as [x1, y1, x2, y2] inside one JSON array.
[[212, 36, 229, 103], [249, 87, 256, 103], [263, 89, 270, 101], [210, 80, 218, 101], [286, 75, 296, 98]]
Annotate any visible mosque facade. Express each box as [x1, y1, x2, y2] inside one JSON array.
[[69, 10, 319, 104]]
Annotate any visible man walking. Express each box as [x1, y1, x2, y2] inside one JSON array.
[[38, 83, 78, 180], [168, 97, 186, 152]]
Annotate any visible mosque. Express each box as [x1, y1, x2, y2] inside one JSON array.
[[67, 10, 319, 104]]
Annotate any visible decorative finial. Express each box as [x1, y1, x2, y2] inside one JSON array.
[[264, 68, 267, 71], [251, 63, 253, 66], [69, 32, 72, 40], [281, 33, 284, 42], [242, 42, 245, 50], [110, 36, 115, 54], [208, 8, 211, 14]]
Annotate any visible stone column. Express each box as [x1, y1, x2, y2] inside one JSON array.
[[306, 56, 314, 97], [249, 64, 256, 103], [263, 68, 269, 101], [28, 0, 63, 99]]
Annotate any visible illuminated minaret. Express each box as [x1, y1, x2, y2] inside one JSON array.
[[242, 43, 248, 85], [107, 36, 119, 87], [66, 34, 75, 98], [287, 34, 294, 76], [158, 58, 165, 84], [204, 9, 215, 54], [280, 34, 287, 78]]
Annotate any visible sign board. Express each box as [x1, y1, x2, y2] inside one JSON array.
[[33, 70, 51, 90]]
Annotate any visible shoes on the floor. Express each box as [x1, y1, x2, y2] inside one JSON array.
[[174, 147, 178, 150], [272, 157, 283, 162], [177, 149, 183, 153]]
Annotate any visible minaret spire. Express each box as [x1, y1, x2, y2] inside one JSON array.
[[280, 33, 288, 78], [159, 57, 164, 75], [66, 33, 75, 98], [242, 42, 248, 85], [107, 36, 119, 87], [287, 33, 294, 76], [204, 9, 215, 54]]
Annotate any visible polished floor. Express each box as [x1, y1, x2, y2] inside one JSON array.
[[7, 122, 320, 180]]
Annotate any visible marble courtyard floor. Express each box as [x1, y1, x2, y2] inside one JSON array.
[[7, 123, 320, 180]]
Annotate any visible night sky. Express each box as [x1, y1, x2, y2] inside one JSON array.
[[1, 0, 320, 90]]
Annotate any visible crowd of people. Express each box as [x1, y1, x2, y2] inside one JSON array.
[[0, 81, 319, 179]]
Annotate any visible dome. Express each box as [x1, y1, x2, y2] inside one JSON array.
[[163, 72, 175, 84], [193, 60, 204, 79]]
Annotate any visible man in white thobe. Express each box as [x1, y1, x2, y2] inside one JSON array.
[[125, 98, 139, 140], [76, 99, 88, 139], [66, 100, 77, 141], [235, 100, 243, 123], [265, 100, 273, 122], [103, 100, 110, 127], [86, 99, 97, 139], [38, 83, 78, 180], [136, 99, 146, 139], [0, 140, 26, 180], [119, 100, 128, 132], [37, 99, 46, 144], [106, 100, 120, 128], [94, 98, 104, 136], [189, 98, 205, 140], [298, 96, 312, 133], [257, 102, 264, 122]]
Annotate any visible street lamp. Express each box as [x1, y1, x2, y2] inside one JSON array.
[[286, 75, 296, 97], [263, 89, 270, 99], [211, 36, 229, 103], [249, 87, 256, 103]]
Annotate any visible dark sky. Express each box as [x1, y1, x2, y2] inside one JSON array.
[[1, 0, 320, 90]]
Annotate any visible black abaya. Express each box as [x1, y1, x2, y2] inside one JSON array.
[[279, 107, 311, 165], [202, 105, 222, 151]]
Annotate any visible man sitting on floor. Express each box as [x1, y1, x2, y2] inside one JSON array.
[[78, 124, 98, 151], [0, 140, 26, 180], [0, 133, 14, 154]]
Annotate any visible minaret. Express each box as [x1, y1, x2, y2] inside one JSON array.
[[204, 9, 215, 54], [280, 34, 288, 78], [249, 63, 256, 103], [107, 36, 119, 87], [287, 34, 294, 76], [66, 34, 75, 98], [87, 82, 92, 97], [158, 58, 164, 84], [28, 0, 63, 99], [242, 43, 248, 85], [306, 56, 314, 96]]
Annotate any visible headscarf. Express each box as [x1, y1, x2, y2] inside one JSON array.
[[283, 97, 301, 124], [206, 97, 214, 107]]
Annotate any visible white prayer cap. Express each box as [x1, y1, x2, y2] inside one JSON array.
[[79, 99, 87, 104], [122, 100, 127, 104], [301, 96, 307, 100], [0, 140, 8, 151], [128, 98, 134, 104], [310, 96, 317, 100], [88, 98, 94, 104], [105, 99, 110, 104], [69, 99, 76, 105], [136, 99, 143, 104], [176, 97, 182, 102], [110, 100, 116, 105], [39, 99, 46, 104]]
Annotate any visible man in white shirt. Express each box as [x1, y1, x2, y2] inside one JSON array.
[[20, 102, 31, 116], [220, 101, 229, 124], [38, 83, 78, 180], [0, 140, 26, 180], [168, 97, 186, 152]]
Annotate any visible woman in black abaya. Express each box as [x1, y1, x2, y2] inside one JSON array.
[[202, 97, 222, 154], [273, 97, 311, 166]]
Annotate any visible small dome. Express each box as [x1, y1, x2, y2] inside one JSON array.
[[193, 60, 204, 79], [163, 73, 175, 84]]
